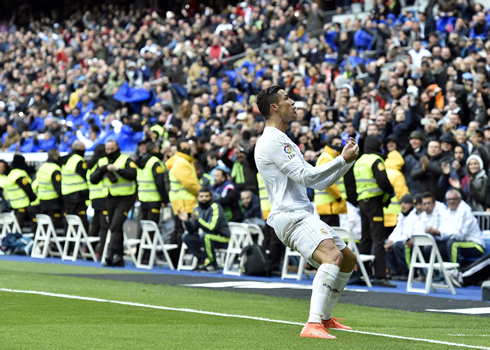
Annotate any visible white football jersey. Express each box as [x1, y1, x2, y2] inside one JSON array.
[[255, 127, 354, 220]]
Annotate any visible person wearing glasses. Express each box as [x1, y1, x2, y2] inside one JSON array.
[[425, 189, 486, 265]]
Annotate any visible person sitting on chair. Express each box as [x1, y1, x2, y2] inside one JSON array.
[[426, 189, 486, 266], [178, 186, 231, 273]]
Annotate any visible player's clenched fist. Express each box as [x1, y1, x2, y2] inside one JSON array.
[[341, 137, 359, 163]]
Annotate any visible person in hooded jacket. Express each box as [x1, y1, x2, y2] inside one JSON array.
[[165, 139, 201, 265], [446, 155, 488, 211], [353, 135, 395, 287], [383, 142, 410, 239], [136, 141, 169, 262], [314, 135, 347, 227], [86, 144, 109, 258]]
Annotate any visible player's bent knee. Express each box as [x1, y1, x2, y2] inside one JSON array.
[[313, 239, 343, 266], [341, 247, 357, 271]]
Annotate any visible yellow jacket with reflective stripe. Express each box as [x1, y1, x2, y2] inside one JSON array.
[[165, 152, 200, 215], [36, 162, 61, 201], [314, 148, 347, 215], [257, 173, 271, 219], [100, 154, 136, 197], [1, 169, 31, 209], [87, 159, 108, 200], [137, 156, 164, 202], [383, 170, 409, 226], [61, 154, 88, 195], [354, 154, 385, 201]]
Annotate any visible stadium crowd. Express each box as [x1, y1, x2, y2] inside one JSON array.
[[0, 0, 489, 282]]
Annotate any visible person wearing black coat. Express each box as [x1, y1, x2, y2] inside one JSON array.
[[410, 140, 446, 201]]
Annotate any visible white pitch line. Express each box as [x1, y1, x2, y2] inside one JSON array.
[[426, 307, 490, 315], [0, 288, 488, 350]]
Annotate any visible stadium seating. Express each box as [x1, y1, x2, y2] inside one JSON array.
[[31, 214, 66, 259], [137, 220, 178, 270], [407, 233, 459, 295], [332, 226, 375, 288], [62, 214, 99, 262]]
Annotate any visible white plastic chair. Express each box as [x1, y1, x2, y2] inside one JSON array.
[[101, 229, 140, 266], [137, 220, 178, 269], [0, 212, 23, 239], [332, 226, 375, 288], [281, 247, 306, 281], [406, 233, 460, 295], [222, 223, 254, 276], [63, 215, 99, 262], [177, 242, 199, 271], [243, 223, 265, 245], [31, 214, 66, 258]]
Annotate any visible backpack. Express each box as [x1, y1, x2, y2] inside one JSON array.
[[1, 233, 33, 255], [239, 244, 271, 277]]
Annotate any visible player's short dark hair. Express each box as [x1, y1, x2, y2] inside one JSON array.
[[422, 192, 435, 202], [198, 186, 212, 195], [162, 105, 173, 113], [256, 85, 283, 120]]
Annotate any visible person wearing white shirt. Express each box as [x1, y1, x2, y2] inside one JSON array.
[[426, 190, 486, 264], [385, 194, 423, 280], [408, 40, 432, 68], [417, 192, 447, 239], [255, 85, 359, 339]]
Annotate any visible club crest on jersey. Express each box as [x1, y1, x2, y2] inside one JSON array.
[[321, 228, 328, 235], [284, 145, 295, 159]]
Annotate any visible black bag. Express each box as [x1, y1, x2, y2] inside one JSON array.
[[240, 244, 271, 277]]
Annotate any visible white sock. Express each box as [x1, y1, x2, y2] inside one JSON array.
[[322, 270, 352, 321], [307, 263, 340, 324]]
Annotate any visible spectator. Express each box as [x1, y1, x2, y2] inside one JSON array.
[[426, 190, 486, 265], [211, 168, 244, 223], [180, 187, 231, 273], [384, 194, 416, 281], [411, 140, 446, 201], [240, 189, 264, 227]]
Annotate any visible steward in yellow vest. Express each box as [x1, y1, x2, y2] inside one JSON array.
[[0, 155, 37, 232], [90, 140, 137, 267], [136, 142, 169, 262], [220, 144, 258, 194], [60, 141, 89, 231], [314, 137, 347, 227], [35, 148, 63, 227], [383, 149, 409, 235], [86, 144, 109, 257], [353, 135, 394, 286]]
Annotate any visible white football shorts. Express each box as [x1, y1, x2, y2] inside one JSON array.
[[268, 209, 347, 269]]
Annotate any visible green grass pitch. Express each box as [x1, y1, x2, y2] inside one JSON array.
[[0, 261, 489, 349]]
